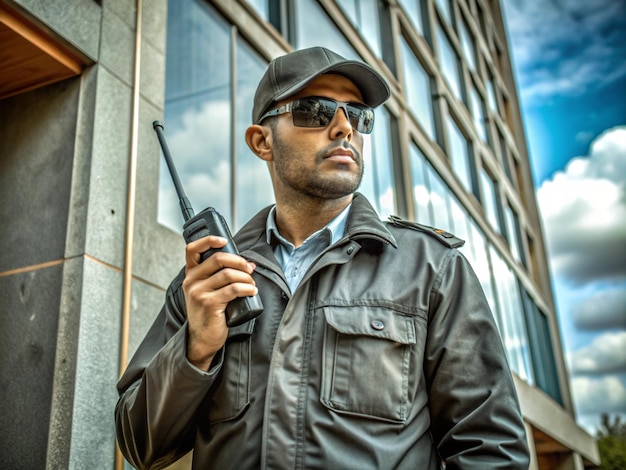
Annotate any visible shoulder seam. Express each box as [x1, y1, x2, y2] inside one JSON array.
[[387, 215, 465, 249]]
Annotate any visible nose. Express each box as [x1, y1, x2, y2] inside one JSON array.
[[328, 105, 353, 141]]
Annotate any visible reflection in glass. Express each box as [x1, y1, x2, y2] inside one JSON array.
[[161, 0, 273, 232], [361, 107, 396, 218], [459, 17, 476, 71], [479, 168, 501, 234], [446, 116, 472, 193], [486, 74, 498, 113], [498, 131, 513, 181], [469, 83, 487, 142], [470, 220, 497, 312], [397, 0, 424, 35], [448, 196, 471, 259], [409, 144, 434, 225], [490, 246, 533, 383], [160, 0, 232, 231], [336, 0, 382, 57], [427, 164, 451, 231], [434, 0, 452, 24], [400, 38, 435, 140], [504, 204, 523, 264], [437, 27, 462, 101], [246, 0, 269, 21], [522, 290, 561, 401], [296, 0, 355, 57], [235, 39, 274, 229]]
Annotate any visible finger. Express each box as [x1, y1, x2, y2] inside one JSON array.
[[185, 235, 228, 267], [186, 265, 255, 293], [189, 252, 256, 282], [190, 281, 259, 311]]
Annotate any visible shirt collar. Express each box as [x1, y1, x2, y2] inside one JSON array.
[[265, 203, 352, 249]]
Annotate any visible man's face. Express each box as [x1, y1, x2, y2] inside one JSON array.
[[268, 74, 366, 201]]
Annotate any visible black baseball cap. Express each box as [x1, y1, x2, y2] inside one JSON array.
[[252, 46, 390, 124]]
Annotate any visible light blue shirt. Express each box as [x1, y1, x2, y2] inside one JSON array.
[[265, 204, 351, 293]]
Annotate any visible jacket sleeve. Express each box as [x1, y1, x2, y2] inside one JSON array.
[[115, 269, 223, 470], [424, 250, 530, 469]]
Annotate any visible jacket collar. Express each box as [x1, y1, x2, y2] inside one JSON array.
[[234, 193, 397, 252]]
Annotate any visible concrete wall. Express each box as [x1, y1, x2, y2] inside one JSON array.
[[0, 75, 82, 469], [0, 1, 183, 468]]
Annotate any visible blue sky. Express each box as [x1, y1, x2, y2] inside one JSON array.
[[502, 0, 626, 434]]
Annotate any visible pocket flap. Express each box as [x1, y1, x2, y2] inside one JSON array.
[[323, 306, 416, 344]]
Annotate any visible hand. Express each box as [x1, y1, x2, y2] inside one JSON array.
[[182, 235, 258, 371]]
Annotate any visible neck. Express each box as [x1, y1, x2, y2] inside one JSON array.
[[274, 194, 353, 248]]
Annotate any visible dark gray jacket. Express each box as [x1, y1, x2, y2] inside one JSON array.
[[116, 193, 529, 469]]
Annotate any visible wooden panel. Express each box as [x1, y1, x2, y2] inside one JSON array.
[[0, 4, 88, 100]]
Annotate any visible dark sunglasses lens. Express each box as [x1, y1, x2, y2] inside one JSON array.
[[347, 105, 375, 134], [291, 97, 375, 133], [292, 98, 336, 128]]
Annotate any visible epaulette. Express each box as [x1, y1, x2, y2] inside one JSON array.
[[387, 215, 465, 249]]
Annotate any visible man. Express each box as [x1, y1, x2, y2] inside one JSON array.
[[116, 46, 530, 469]]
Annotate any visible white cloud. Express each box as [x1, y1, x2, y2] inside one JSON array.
[[569, 332, 626, 374], [573, 287, 626, 330], [570, 375, 626, 414], [157, 98, 275, 232], [502, 0, 626, 103], [537, 126, 626, 285]]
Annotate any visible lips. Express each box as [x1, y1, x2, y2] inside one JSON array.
[[325, 148, 355, 164]]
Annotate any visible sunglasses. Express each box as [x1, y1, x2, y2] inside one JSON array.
[[259, 96, 375, 134]]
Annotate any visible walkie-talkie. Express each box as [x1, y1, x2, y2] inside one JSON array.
[[153, 121, 263, 327]]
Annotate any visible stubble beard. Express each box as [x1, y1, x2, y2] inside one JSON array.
[[272, 133, 364, 201]]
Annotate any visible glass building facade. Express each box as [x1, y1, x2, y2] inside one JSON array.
[[160, 0, 560, 409]]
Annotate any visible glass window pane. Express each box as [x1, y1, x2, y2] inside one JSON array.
[[448, 196, 472, 259], [490, 246, 533, 383], [437, 27, 462, 101], [336, 0, 382, 57], [245, 0, 269, 21], [235, 40, 274, 230], [469, 220, 497, 311], [469, 82, 487, 142], [361, 106, 396, 218], [434, 0, 452, 24], [479, 168, 501, 233], [400, 38, 436, 140], [409, 144, 434, 225], [504, 204, 524, 264], [398, 0, 424, 35], [160, 0, 232, 231], [486, 74, 498, 113], [522, 289, 562, 403], [498, 130, 513, 181], [161, 0, 275, 233], [425, 164, 451, 230], [296, 0, 355, 57], [459, 17, 476, 71], [446, 116, 472, 192]]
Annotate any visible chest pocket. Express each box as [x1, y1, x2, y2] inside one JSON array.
[[320, 305, 417, 423], [206, 320, 254, 424]]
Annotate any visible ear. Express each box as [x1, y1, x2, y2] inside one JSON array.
[[245, 124, 273, 162]]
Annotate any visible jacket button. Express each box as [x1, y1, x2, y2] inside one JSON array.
[[371, 320, 384, 330], [347, 246, 354, 255]]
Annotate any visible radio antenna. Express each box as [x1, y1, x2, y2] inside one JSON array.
[[152, 121, 195, 222]]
